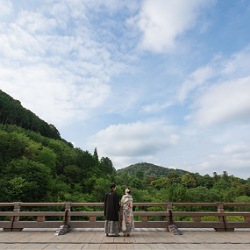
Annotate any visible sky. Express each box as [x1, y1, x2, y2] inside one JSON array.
[[1, 0, 250, 179]]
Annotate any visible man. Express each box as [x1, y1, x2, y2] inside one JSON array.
[[104, 183, 120, 237]]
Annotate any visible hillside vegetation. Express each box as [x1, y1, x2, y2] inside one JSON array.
[[117, 162, 188, 178], [0, 90, 60, 140], [0, 89, 250, 204]]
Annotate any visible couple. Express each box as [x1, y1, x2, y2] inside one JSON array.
[[104, 183, 134, 237]]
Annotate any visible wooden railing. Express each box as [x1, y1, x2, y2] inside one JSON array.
[[0, 202, 250, 234]]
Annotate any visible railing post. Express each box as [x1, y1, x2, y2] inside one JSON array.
[[166, 202, 173, 210], [216, 202, 228, 231], [55, 202, 72, 235], [166, 202, 173, 224], [217, 202, 225, 224], [10, 202, 22, 231], [89, 215, 96, 222], [244, 215, 250, 222], [193, 216, 201, 222], [13, 202, 21, 221], [217, 202, 224, 213], [166, 202, 182, 235], [64, 202, 71, 225]]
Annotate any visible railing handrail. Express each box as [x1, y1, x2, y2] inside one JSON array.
[[1, 202, 250, 233], [1, 202, 250, 206]]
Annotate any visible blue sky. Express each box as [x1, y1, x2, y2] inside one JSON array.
[[1, 0, 250, 179]]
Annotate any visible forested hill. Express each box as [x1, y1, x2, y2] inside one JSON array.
[[117, 162, 189, 178], [0, 89, 117, 202], [0, 90, 60, 140]]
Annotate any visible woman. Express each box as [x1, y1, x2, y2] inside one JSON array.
[[120, 188, 134, 237]]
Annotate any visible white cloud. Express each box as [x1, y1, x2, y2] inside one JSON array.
[[177, 66, 214, 102], [177, 45, 250, 130], [0, 0, 13, 18], [179, 46, 250, 96], [192, 76, 250, 127], [191, 149, 250, 177], [223, 144, 249, 156], [0, 0, 129, 127], [142, 100, 174, 113], [0, 63, 111, 126], [222, 46, 250, 77], [87, 120, 179, 167], [16, 11, 57, 34], [172, 109, 250, 178], [136, 0, 214, 52], [222, 144, 250, 169]]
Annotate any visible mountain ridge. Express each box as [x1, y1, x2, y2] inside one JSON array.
[[0, 89, 61, 140], [117, 162, 189, 178]]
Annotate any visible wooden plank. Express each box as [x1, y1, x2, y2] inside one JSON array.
[[0, 228, 249, 245]]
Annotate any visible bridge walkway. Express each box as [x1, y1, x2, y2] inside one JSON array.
[[0, 228, 249, 249]]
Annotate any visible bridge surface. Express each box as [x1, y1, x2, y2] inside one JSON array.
[[0, 228, 250, 249]]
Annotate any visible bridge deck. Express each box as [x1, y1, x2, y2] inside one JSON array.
[[0, 228, 250, 249]]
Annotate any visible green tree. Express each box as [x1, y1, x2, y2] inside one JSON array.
[[194, 173, 214, 188], [92, 178, 111, 202], [35, 146, 57, 174], [3, 158, 52, 201], [100, 157, 116, 175], [169, 184, 187, 202], [0, 130, 28, 165], [63, 165, 82, 184], [136, 170, 144, 179], [153, 177, 171, 189], [181, 173, 197, 188], [213, 178, 230, 191], [236, 184, 250, 196], [93, 147, 99, 163], [1, 177, 27, 201], [186, 186, 220, 202], [167, 171, 181, 185]]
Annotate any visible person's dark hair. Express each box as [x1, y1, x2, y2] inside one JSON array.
[[110, 183, 116, 189]]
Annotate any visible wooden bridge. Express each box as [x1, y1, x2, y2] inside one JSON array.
[[0, 202, 250, 249], [0, 227, 250, 249]]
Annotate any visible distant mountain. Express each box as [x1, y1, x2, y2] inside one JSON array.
[[117, 162, 189, 178], [0, 89, 61, 140]]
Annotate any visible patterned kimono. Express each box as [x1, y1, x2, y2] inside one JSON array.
[[120, 194, 134, 233]]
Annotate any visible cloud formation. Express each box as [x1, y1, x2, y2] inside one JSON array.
[[0, 0, 125, 126], [193, 76, 250, 127], [136, 0, 214, 52], [1, 0, 250, 178]]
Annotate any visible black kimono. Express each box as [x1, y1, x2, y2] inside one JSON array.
[[104, 189, 120, 235]]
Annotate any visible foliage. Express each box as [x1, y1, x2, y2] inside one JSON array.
[[117, 162, 188, 178], [0, 89, 249, 205], [0, 123, 115, 202], [0, 90, 60, 139]]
